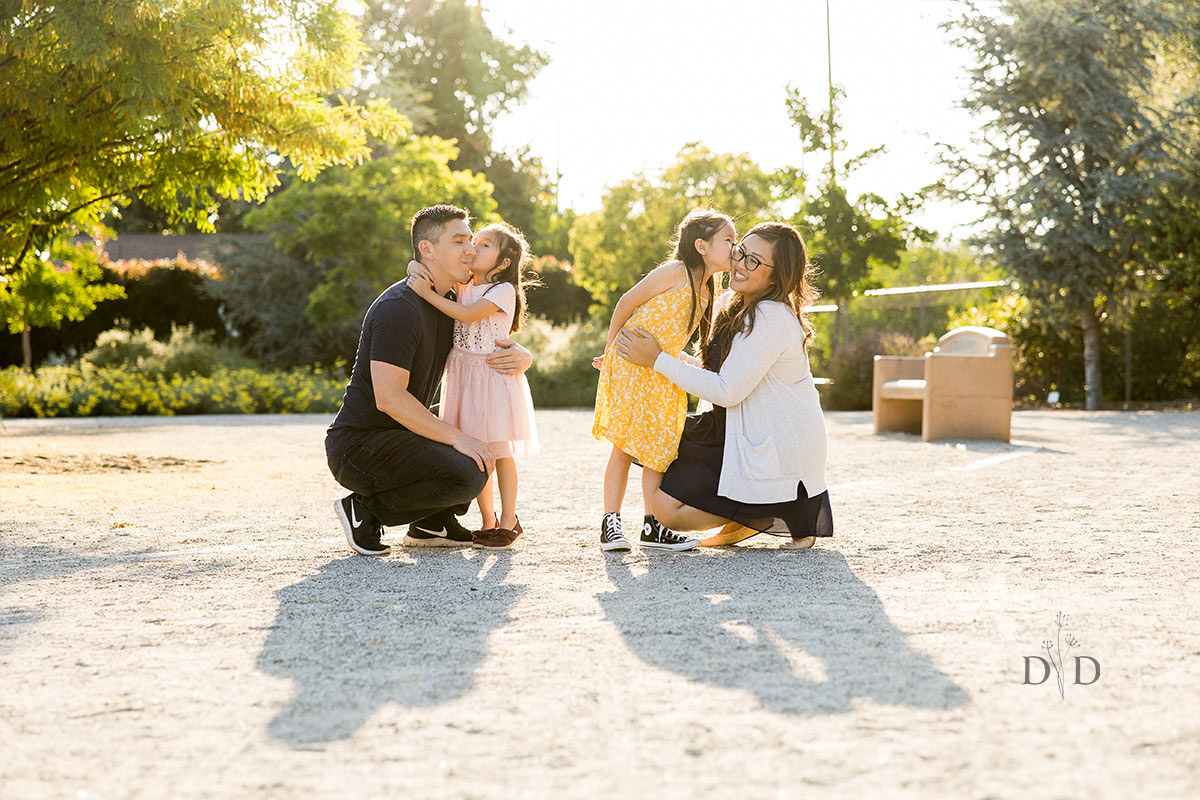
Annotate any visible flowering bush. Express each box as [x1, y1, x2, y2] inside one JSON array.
[[0, 364, 346, 418]]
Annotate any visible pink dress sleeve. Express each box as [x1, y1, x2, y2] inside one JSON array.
[[479, 282, 516, 318]]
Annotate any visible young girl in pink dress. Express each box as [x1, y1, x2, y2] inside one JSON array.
[[409, 222, 539, 550]]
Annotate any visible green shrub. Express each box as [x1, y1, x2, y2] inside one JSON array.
[[949, 286, 1200, 405], [81, 327, 162, 370], [81, 325, 257, 377], [156, 324, 258, 376], [824, 331, 928, 411], [520, 316, 607, 407], [0, 364, 346, 418]]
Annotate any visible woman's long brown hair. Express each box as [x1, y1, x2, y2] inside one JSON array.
[[703, 222, 819, 371]]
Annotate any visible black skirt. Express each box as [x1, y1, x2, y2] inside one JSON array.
[[660, 405, 834, 539]]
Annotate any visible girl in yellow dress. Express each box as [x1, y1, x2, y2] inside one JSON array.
[[593, 208, 735, 551]]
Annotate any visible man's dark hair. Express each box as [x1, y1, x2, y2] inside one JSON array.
[[411, 204, 470, 259]]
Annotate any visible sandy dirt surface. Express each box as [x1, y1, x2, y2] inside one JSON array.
[[2, 408, 1198, 799]]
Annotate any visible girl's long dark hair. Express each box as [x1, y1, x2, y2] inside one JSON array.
[[477, 222, 539, 334], [669, 208, 732, 342], [704, 222, 819, 371]]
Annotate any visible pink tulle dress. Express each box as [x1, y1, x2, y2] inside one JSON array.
[[440, 280, 539, 458]]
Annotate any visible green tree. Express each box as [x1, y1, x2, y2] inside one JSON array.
[[0, 239, 123, 370], [524, 256, 593, 324], [873, 242, 1000, 288], [356, 0, 546, 162], [784, 87, 919, 354], [354, 0, 558, 241], [227, 134, 497, 364], [1, 0, 402, 282], [1143, 6, 1200, 305], [569, 144, 783, 315], [942, 0, 1200, 409]]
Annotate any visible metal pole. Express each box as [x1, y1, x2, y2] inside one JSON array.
[[826, 0, 835, 183]]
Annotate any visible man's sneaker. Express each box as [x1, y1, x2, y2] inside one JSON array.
[[334, 496, 390, 556], [600, 512, 631, 552], [639, 515, 699, 551], [403, 512, 474, 548]]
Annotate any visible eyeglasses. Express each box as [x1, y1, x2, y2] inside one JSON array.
[[731, 242, 774, 272]]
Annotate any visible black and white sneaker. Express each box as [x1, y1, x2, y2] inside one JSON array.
[[334, 496, 390, 556], [600, 512, 631, 552], [403, 512, 474, 548], [639, 515, 699, 551]]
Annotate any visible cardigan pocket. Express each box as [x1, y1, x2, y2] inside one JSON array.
[[737, 432, 780, 479]]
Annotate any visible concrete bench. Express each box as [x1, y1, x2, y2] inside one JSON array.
[[872, 326, 1013, 442]]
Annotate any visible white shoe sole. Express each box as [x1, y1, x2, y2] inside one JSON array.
[[639, 539, 700, 551], [403, 526, 470, 548], [334, 499, 390, 556], [600, 539, 632, 552]]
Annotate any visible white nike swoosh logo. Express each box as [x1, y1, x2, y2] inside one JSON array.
[[349, 503, 362, 528]]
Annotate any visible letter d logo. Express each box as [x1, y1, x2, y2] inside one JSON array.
[[1023, 656, 1051, 685], [1074, 656, 1101, 686]]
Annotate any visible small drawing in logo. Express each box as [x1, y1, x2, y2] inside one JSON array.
[[1042, 612, 1079, 699]]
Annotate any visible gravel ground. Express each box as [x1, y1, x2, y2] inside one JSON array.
[[2, 408, 1198, 799]]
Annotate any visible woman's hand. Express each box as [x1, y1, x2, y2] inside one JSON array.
[[614, 327, 662, 367], [487, 339, 532, 375], [591, 353, 604, 371]]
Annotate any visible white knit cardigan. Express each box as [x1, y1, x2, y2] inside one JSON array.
[[653, 299, 828, 504]]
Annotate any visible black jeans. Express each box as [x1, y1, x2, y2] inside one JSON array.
[[326, 428, 489, 527]]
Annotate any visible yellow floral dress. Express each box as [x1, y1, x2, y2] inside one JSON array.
[[592, 282, 701, 471]]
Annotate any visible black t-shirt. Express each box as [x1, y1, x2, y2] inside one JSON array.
[[325, 279, 454, 456]]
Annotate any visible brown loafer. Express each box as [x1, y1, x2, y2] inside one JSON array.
[[474, 517, 522, 550], [471, 515, 500, 546]]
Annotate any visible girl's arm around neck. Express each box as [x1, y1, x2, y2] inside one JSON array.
[[411, 276, 503, 323], [604, 261, 686, 350], [429, 293, 504, 324]]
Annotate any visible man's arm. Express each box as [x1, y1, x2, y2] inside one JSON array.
[[370, 360, 494, 473]]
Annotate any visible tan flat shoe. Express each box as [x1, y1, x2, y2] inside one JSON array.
[[700, 523, 760, 547], [779, 536, 816, 550]]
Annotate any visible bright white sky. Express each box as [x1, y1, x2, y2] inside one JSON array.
[[483, 0, 1000, 240]]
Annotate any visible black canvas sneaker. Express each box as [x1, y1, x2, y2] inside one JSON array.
[[600, 512, 631, 552], [639, 515, 699, 551], [334, 496, 390, 556], [403, 512, 474, 547]]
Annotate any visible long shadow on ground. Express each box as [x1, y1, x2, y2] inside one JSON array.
[[599, 549, 967, 715], [258, 552, 524, 746]]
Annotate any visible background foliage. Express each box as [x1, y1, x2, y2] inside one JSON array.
[[941, 0, 1200, 408], [3, 0, 1198, 415]]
